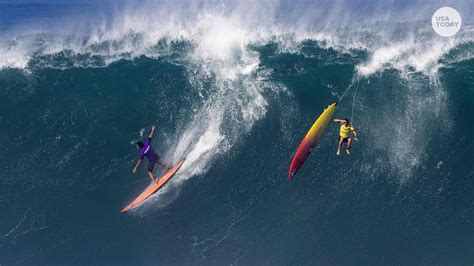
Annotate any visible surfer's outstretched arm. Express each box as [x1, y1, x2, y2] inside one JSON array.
[[132, 159, 142, 173], [352, 130, 359, 141], [334, 119, 343, 124], [148, 125, 156, 139]]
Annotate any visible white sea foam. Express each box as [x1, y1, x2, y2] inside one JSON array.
[[1, 1, 473, 71], [170, 25, 269, 183], [356, 34, 464, 77]]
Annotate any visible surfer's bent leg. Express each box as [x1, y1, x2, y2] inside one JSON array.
[[346, 138, 352, 155], [337, 137, 344, 156], [147, 162, 156, 181], [157, 161, 168, 170], [154, 154, 168, 170], [147, 171, 155, 181]]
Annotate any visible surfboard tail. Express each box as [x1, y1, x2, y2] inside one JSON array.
[[121, 160, 185, 212]]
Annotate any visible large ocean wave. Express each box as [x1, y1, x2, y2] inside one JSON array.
[[1, 1, 473, 195]]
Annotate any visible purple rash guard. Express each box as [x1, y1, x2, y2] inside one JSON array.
[[139, 138, 158, 162]]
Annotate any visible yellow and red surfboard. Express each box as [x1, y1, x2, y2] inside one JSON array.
[[122, 160, 185, 212], [288, 103, 337, 181]]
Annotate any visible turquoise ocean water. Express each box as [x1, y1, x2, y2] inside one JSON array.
[[0, 1, 473, 264]]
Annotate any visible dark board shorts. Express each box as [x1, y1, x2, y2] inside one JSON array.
[[339, 136, 350, 143], [147, 155, 161, 172]]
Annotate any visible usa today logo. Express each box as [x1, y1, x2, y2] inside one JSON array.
[[432, 7, 462, 37]]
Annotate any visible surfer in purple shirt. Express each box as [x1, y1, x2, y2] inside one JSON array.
[[132, 126, 170, 181]]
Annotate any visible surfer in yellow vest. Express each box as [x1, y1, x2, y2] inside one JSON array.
[[334, 118, 358, 156]]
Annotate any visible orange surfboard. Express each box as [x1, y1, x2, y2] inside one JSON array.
[[121, 160, 185, 212]]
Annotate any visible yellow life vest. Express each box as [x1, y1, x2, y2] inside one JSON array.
[[339, 124, 355, 138]]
